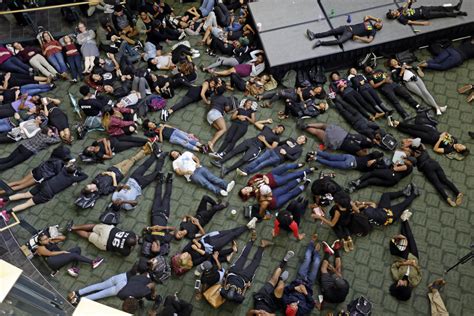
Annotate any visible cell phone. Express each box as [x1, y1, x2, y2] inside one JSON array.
[[194, 279, 201, 291]]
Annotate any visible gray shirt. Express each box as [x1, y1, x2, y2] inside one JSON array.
[[112, 178, 142, 210]]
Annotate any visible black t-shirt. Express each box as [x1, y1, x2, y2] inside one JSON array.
[[362, 207, 387, 226], [397, 7, 424, 25], [276, 138, 303, 161], [92, 141, 106, 159], [32, 159, 64, 182], [93, 167, 124, 195], [179, 220, 199, 239], [211, 95, 231, 114], [234, 107, 255, 126], [311, 177, 342, 196], [106, 227, 136, 256], [366, 69, 388, 85], [257, 126, 280, 148], [117, 274, 152, 300], [354, 152, 379, 172], [161, 126, 174, 140], [79, 98, 104, 116], [350, 21, 377, 37]]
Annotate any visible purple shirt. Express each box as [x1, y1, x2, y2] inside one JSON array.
[[11, 96, 35, 112]]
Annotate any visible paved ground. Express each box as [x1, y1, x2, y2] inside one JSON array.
[[1, 1, 474, 315]]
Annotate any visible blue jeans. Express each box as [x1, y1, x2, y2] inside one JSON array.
[[316, 151, 356, 169], [243, 149, 282, 174], [427, 47, 464, 71], [271, 163, 312, 186], [78, 272, 127, 301], [297, 240, 321, 286], [67, 54, 83, 80], [0, 57, 30, 74], [47, 52, 68, 73], [0, 118, 13, 132], [272, 180, 304, 209], [20, 83, 52, 95], [170, 129, 199, 151], [191, 167, 227, 195], [116, 41, 141, 64], [144, 42, 158, 61], [200, 0, 215, 17]]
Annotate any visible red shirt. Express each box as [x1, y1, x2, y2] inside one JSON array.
[[0, 47, 12, 64], [64, 43, 79, 56], [273, 219, 299, 238], [42, 40, 62, 57]]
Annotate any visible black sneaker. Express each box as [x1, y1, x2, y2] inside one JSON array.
[[296, 118, 308, 130], [166, 172, 173, 183], [65, 220, 74, 232], [156, 172, 164, 183], [306, 29, 315, 40], [312, 40, 322, 49], [210, 160, 222, 168]]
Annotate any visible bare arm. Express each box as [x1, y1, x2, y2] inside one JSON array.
[[408, 20, 430, 26], [433, 133, 447, 154]]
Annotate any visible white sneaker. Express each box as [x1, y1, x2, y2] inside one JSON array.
[[192, 53, 201, 59], [220, 190, 228, 197], [236, 168, 248, 176], [436, 108, 442, 116], [179, 32, 186, 40], [226, 180, 235, 192], [440, 105, 447, 113], [400, 209, 413, 222], [247, 217, 258, 230]]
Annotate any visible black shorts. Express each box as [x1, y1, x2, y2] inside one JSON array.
[[253, 282, 275, 312], [31, 168, 44, 183], [30, 184, 54, 205]]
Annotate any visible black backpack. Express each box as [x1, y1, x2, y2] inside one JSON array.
[[347, 296, 372, 316], [309, 64, 327, 85], [99, 204, 121, 225], [149, 255, 171, 284]]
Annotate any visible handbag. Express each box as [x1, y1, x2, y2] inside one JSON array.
[[203, 283, 226, 308]]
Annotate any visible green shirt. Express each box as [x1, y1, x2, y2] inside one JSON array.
[[390, 253, 422, 287]]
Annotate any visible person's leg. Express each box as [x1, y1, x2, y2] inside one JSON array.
[[38, 55, 58, 76], [393, 84, 420, 109], [133, 156, 165, 189], [217, 123, 237, 154], [113, 149, 147, 175], [29, 56, 53, 77], [55, 52, 68, 73], [226, 144, 261, 173], [428, 289, 449, 316], [200, 167, 227, 190], [405, 80, 426, 104], [297, 240, 315, 280], [1, 57, 30, 74], [391, 194, 417, 219], [415, 79, 441, 109], [191, 168, 221, 195], [0, 146, 32, 171], [229, 240, 253, 273], [209, 117, 227, 151], [272, 163, 299, 176], [312, 26, 344, 39], [78, 273, 128, 301], [273, 168, 312, 186], [47, 55, 61, 73], [170, 95, 195, 113], [308, 249, 321, 286], [400, 220, 418, 258], [396, 122, 433, 140], [423, 166, 449, 201], [242, 150, 276, 174], [273, 181, 305, 208], [224, 124, 247, 153], [380, 84, 409, 117], [320, 28, 353, 45], [66, 56, 78, 80], [210, 226, 248, 251], [424, 5, 460, 18], [220, 140, 251, 163], [434, 166, 459, 196], [240, 246, 264, 282]]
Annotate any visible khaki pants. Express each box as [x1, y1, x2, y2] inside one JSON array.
[[29, 54, 58, 77], [113, 149, 147, 176], [428, 289, 449, 316]]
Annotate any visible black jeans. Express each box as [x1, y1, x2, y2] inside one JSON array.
[[359, 85, 391, 112], [396, 122, 439, 145], [130, 155, 165, 189], [0, 104, 16, 119], [217, 122, 248, 154], [343, 89, 377, 117], [390, 220, 418, 260], [229, 241, 264, 282], [380, 82, 417, 117], [162, 295, 193, 315], [110, 135, 147, 153], [45, 246, 93, 271], [210, 36, 234, 55], [421, 5, 460, 19], [220, 138, 262, 173], [357, 169, 404, 189], [230, 73, 246, 91], [195, 195, 226, 226], [151, 179, 173, 227], [203, 226, 248, 251], [378, 191, 417, 219], [314, 25, 353, 45], [215, 2, 231, 26], [0, 145, 33, 171], [333, 98, 379, 139], [418, 159, 459, 200]]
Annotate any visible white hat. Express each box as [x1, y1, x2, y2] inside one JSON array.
[[259, 184, 272, 195]]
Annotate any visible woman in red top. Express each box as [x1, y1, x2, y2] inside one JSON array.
[[62, 35, 83, 83], [0, 45, 31, 75], [41, 32, 68, 78]]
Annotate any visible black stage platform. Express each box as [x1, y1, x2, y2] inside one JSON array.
[[249, 0, 474, 71]]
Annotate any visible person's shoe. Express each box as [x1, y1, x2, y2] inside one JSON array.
[[400, 209, 413, 222], [458, 11, 468, 16], [468, 131, 474, 139], [416, 67, 424, 78], [454, 0, 463, 10], [306, 29, 315, 40], [236, 168, 248, 176], [226, 180, 235, 192], [455, 192, 463, 206], [220, 166, 228, 178], [446, 197, 457, 207], [411, 183, 421, 196], [160, 109, 169, 121], [220, 190, 228, 197], [439, 106, 447, 113], [428, 278, 447, 291], [436, 108, 443, 116], [347, 237, 354, 251], [283, 250, 295, 262], [210, 160, 222, 168], [67, 267, 80, 277], [331, 239, 342, 251], [297, 118, 308, 130], [65, 220, 74, 232], [166, 172, 173, 183], [387, 115, 394, 127], [342, 239, 350, 253], [322, 241, 334, 255], [457, 84, 472, 94], [92, 257, 104, 269], [250, 229, 257, 242], [156, 172, 164, 183], [260, 240, 274, 248], [67, 291, 80, 305], [0, 210, 10, 223], [312, 40, 322, 49], [297, 163, 305, 168], [209, 152, 222, 159], [247, 217, 258, 230], [280, 270, 289, 281], [467, 91, 474, 103], [402, 183, 413, 197], [178, 31, 186, 40]]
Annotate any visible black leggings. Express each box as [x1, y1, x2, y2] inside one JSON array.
[[419, 159, 459, 200], [220, 139, 262, 173], [170, 87, 202, 113], [229, 240, 264, 282], [0, 104, 15, 119], [7, 73, 38, 87], [45, 246, 93, 271], [390, 220, 418, 260], [378, 191, 417, 219], [380, 82, 418, 116], [314, 25, 353, 45], [0, 145, 33, 171], [357, 169, 404, 189], [217, 123, 248, 154], [215, 3, 231, 27], [333, 98, 378, 139], [130, 155, 165, 189], [203, 226, 248, 251], [286, 197, 308, 226], [359, 85, 390, 112], [422, 5, 461, 19], [343, 90, 377, 118], [397, 122, 440, 145], [230, 73, 246, 91], [195, 195, 226, 226], [0, 133, 16, 144], [210, 36, 234, 55], [151, 179, 173, 227], [110, 135, 147, 153]]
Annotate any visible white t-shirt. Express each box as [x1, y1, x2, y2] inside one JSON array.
[[120, 93, 139, 107], [172, 151, 197, 181], [153, 55, 172, 69]]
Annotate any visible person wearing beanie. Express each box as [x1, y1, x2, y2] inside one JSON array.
[[247, 250, 294, 315], [319, 239, 350, 304], [389, 217, 421, 301], [281, 234, 323, 315]]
